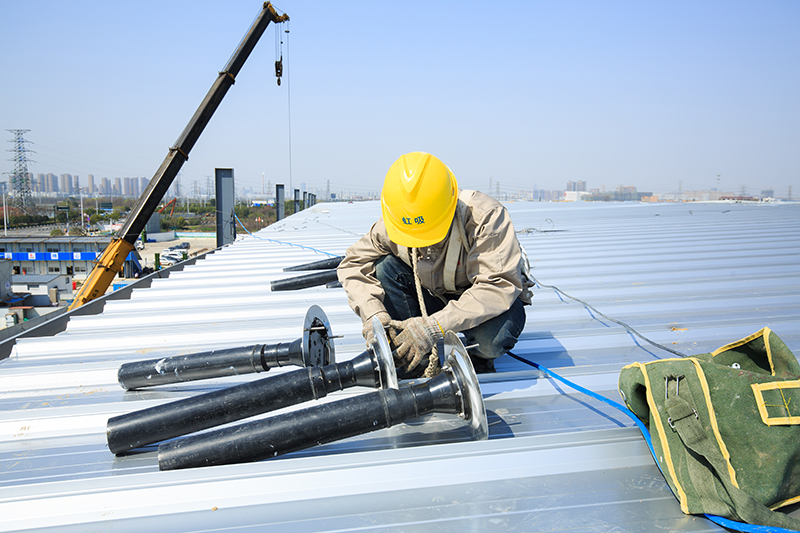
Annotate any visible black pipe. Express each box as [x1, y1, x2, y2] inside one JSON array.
[[158, 332, 487, 470], [270, 270, 339, 291], [107, 316, 396, 455], [283, 256, 343, 272], [117, 305, 334, 390]]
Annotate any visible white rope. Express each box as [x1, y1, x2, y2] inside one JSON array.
[[411, 249, 441, 378]]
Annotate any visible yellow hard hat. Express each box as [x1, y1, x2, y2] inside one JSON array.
[[381, 152, 458, 248]]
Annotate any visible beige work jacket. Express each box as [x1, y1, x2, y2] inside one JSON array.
[[337, 190, 533, 334]]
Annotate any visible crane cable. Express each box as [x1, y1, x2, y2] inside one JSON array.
[[272, 16, 293, 209], [273, 18, 293, 205], [285, 21, 293, 209]]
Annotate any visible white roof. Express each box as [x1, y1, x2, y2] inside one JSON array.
[[1, 199, 799, 531]]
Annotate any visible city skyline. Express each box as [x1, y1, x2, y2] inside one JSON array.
[[9, 166, 784, 205]]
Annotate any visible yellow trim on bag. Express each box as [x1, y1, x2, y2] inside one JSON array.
[[751, 380, 800, 426], [764, 328, 775, 376], [690, 359, 740, 488], [633, 362, 689, 513], [771, 493, 800, 511], [711, 327, 775, 376]]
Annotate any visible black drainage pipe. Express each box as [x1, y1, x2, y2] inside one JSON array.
[[116, 305, 334, 390], [270, 270, 339, 291], [282, 256, 343, 272], [158, 331, 487, 470], [107, 317, 397, 455]]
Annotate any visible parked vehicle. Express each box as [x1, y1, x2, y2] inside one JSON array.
[[160, 249, 188, 266]]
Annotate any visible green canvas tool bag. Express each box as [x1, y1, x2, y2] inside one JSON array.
[[619, 327, 800, 530]]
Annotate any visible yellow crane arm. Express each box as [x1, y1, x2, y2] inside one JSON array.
[[68, 238, 134, 311], [68, 3, 288, 311]]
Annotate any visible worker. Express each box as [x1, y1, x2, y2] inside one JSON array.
[[337, 152, 533, 378]]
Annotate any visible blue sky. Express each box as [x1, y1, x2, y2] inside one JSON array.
[[2, 1, 798, 199]]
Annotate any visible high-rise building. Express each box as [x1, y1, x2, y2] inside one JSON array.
[[101, 177, 110, 195], [60, 174, 73, 195], [114, 178, 122, 196], [87, 174, 95, 194]]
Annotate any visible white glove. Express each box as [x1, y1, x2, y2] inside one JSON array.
[[362, 311, 392, 348], [390, 317, 443, 371]]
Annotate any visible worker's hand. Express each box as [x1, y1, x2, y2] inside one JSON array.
[[362, 311, 392, 348], [390, 317, 443, 371]]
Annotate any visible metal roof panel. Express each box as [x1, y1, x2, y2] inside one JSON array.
[[1, 200, 799, 531]]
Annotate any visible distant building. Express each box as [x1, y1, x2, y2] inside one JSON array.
[[0, 261, 70, 329], [583, 186, 653, 202], [0, 236, 142, 280], [60, 174, 73, 195], [564, 190, 590, 202], [566, 180, 587, 192]]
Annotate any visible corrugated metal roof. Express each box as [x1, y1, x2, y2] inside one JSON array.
[[11, 274, 61, 284], [1, 200, 799, 532]]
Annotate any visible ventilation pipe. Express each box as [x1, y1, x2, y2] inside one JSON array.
[[116, 305, 334, 390], [107, 316, 396, 454], [158, 332, 487, 470]]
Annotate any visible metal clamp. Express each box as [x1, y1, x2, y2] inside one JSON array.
[[667, 409, 698, 430], [665, 374, 686, 400], [665, 374, 698, 429]]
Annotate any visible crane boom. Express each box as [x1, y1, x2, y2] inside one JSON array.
[[70, 2, 288, 310], [159, 198, 178, 217]]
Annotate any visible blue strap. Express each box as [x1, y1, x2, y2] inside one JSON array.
[[507, 352, 800, 533]]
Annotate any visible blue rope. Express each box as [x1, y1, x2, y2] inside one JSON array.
[[232, 214, 339, 258], [507, 352, 800, 533], [506, 353, 655, 457]]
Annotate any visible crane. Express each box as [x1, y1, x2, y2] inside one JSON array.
[[69, 3, 289, 310], [159, 198, 178, 217]]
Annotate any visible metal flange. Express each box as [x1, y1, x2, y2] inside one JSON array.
[[443, 331, 488, 441], [302, 304, 335, 366]]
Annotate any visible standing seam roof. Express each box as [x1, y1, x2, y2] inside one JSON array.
[[1, 200, 799, 532]]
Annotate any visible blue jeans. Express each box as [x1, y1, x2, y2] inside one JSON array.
[[374, 254, 526, 362]]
